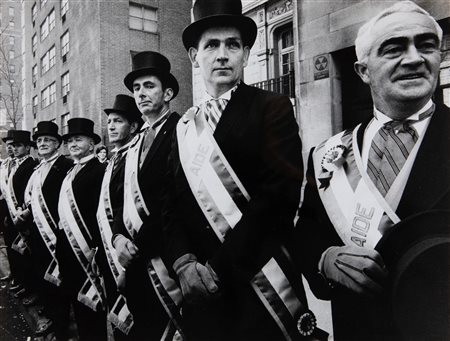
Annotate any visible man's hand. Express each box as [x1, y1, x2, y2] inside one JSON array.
[[113, 235, 139, 268], [173, 253, 220, 305], [320, 245, 387, 297], [15, 207, 31, 223]]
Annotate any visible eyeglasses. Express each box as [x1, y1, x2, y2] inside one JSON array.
[[36, 137, 58, 144]]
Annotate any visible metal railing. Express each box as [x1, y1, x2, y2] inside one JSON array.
[[250, 71, 295, 98]]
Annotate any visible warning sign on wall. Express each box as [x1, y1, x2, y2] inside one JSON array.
[[313, 54, 329, 80]]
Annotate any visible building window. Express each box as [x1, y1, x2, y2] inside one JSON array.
[[279, 26, 294, 76], [9, 36, 14, 45], [61, 112, 70, 134], [0, 109, 6, 127], [61, 30, 69, 61], [32, 34, 37, 56], [32, 64, 38, 86], [32, 95, 38, 117], [61, 0, 68, 18], [49, 82, 56, 104], [49, 45, 56, 68], [9, 7, 14, 17], [40, 16, 49, 41], [129, 3, 157, 33], [41, 52, 49, 74], [49, 9, 55, 31], [9, 50, 14, 61], [9, 20, 14, 29], [9, 64, 15, 73], [41, 87, 49, 108], [32, 3, 37, 24], [61, 72, 69, 102]]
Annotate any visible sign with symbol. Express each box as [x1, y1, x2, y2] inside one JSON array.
[[313, 54, 329, 80]]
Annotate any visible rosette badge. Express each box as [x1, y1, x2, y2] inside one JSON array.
[[318, 144, 347, 189]]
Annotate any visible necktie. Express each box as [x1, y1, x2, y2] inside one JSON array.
[[204, 98, 228, 132], [139, 128, 156, 168], [367, 106, 434, 196]]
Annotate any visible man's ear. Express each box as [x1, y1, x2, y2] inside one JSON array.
[[130, 121, 139, 135], [188, 47, 199, 68], [242, 46, 250, 68], [164, 88, 174, 103], [354, 61, 370, 85]]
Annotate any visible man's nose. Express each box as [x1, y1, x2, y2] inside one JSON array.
[[402, 44, 424, 66], [216, 44, 229, 62]]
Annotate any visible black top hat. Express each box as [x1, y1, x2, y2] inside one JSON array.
[[182, 0, 257, 51], [2, 130, 14, 143], [61, 118, 101, 144], [104, 94, 144, 126], [33, 121, 62, 142], [376, 210, 450, 341], [123, 51, 179, 99], [10, 130, 34, 146]]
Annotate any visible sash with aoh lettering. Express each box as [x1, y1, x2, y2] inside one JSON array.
[[312, 124, 424, 249], [0, 158, 12, 199], [176, 107, 313, 341], [97, 152, 134, 335], [123, 132, 184, 340], [7, 161, 30, 255], [29, 165, 62, 286], [58, 168, 106, 312]]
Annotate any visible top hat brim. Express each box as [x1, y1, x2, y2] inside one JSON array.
[[376, 210, 450, 341], [123, 69, 179, 99], [62, 132, 101, 145], [2, 137, 12, 143], [32, 131, 62, 143], [182, 14, 257, 50]]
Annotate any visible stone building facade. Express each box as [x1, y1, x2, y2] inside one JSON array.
[[22, 0, 192, 145]]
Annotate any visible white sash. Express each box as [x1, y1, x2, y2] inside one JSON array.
[[122, 132, 184, 339], [313, 125, 425, 249], [29, 164, 62, 286], [97, 152, 134, 335], [58, 168, 106, 312], [176, 108, 313, 340]]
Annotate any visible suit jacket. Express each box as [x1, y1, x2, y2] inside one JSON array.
[[56, 157, 107, 294], [29, 155, 73, 274], [11, 156, 39, 208], [294, 104, 450, 341], [111, 113, 180, 337], [163, 84, 304, 340]]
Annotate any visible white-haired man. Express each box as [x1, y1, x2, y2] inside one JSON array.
[[294, 2, 448, 341]]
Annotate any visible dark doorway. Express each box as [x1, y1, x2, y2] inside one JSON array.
[[333, 47, 373, 130]]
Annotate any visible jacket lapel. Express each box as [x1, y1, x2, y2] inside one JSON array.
[[140, 113, 179, 171], [396, 104, 450, 217], [213, 83, 255, 147]]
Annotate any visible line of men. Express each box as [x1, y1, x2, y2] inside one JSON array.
[[0, 0, 448, 340]]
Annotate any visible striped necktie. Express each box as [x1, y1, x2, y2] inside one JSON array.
[[204, 98, 228, 132], [367, 106, 434, 196]]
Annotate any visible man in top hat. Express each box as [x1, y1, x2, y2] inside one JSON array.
[[96, 94, 143, 339], [0, 131, 18, 285], [162, 1, 319, 340], [55, 118, 108, 341], [293, 2, 448, 340], [20, 121, 74, 338], [5, 130, 38, 302], [111, 51, 182, 340]]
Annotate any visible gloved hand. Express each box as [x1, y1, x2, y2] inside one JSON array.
[[113, 234, 139, 268], [319, 245, 387, 297], [173, 253, 220, 305]]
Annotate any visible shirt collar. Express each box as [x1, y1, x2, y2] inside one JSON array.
[[203, 82, 240, 103], [373, 99, 433, 124], [141, 108, 171, 132], [41, 152, 59, 164], [73, 153, 95, 165]]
